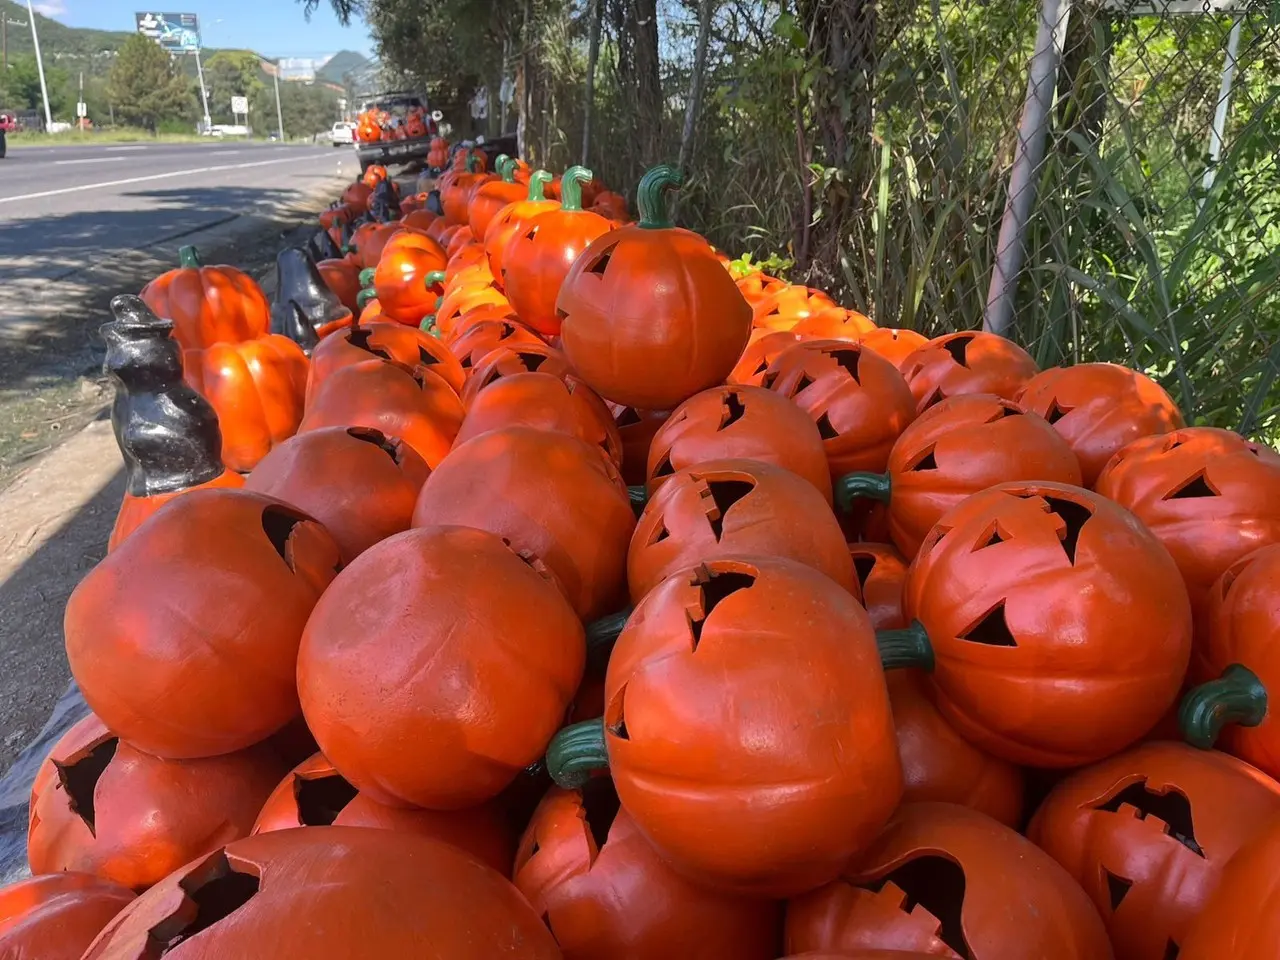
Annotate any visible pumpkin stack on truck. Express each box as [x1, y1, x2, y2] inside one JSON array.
[[1, 140, 1280, 960]]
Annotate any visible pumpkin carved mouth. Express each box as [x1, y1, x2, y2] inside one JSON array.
[[859, 854, 973, 960], [147, 851, 261, 956], [687, 566, 757, 650], [54, 736, 118, 836], [1093, 780, 1205, 858], [698, 477, 756, 542], [293, 772, 358, 827]]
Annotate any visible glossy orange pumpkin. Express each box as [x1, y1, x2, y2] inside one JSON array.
[[441, 155, 493, 224], [1178, 812, 1280, 959], [371, 231, 448, 324], [458, 341, 575, 408], [834, 394, 1083, 557], [646, 384, 832, 503], [558, 166, 751, 409], [350, 221, 402, 270], [316, 257, 363, 314], [468, 154, 527, 240], [454, 371, 622, 464], [412, 426, 634, 620], [65, 491, 339, 758], [0, 873, 134, 960], [785, 802, 1112, 959], [503, 166, 615, 337], [140, 245, 270, 351], [548, 556, 902, 897], [514, 782, 781, 959], [749, 285, 841, 332], [306, 320, 466, 402], [1016, 363, 1185, 486], [1180, 544, 1280, 778], [432, 283, 513, 338], [342, 179, 373, 209], [856, 327, 929, 369], [182, 335, 308, 472], [848, 543, 908, 630], [790, 306, 876, 341], [251, 752, 514, 875], [1029, 741, 1280, 960], [887, 671, 1024, 828], [895, 482, 1192, 767], [362, 164, 388, 188], [28, 713, 285, 890], [736, 270, 789, 308], [447, 316, 543, 369], [763, 340, 917, 477], [446, 225, 476, 259], [901, 331, 1039, 411], [245, 426, 429, 564], [299, 359, 463, 469], [1094, 427, 1280, 623], [299, 526, 585, 808], [611, 404, 672, 486], [485, 170, 559, 282], [628, 458, 854, 602], [728, 329, 806, 386], [592, 190, 628, 221], [81, 828, 562, 959]]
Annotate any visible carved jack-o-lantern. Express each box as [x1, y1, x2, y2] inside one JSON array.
[[901, 332, 1039, 412], [1029, 741, 1280, 960]]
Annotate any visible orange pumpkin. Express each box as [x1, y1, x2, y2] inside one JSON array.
[[791, 306, 877, 340], [433, 283, 513, 338], [749, 285, 840, 332], [459, 341, 575, 408], [901, 331, 1039, 411], [485, 170, 559, 282], [558, 165, 751, 409], [468, 154, 528, 240], [729, 329, 806, 386], [139, 245, 269, 351], [611, 404, 672, 487], [441, 154, 493, 224], [28, 713, 285, 890], [371, 231, 448, 323], [447, 316, 544, 369], [316, 256, 363, 314], [252, 752, 514, 875], [362, 164, 388, 188], [1178, 813, 1280, 959], [592, 189, 629, 221], [0, 873, 134, 960], [299, 526, 585, 808], [857, 327, 930, 369], [307, 320, 465, 402]]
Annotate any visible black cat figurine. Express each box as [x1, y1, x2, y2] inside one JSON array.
[[309, 227, 343, 263], [368, 178, 402, 223]]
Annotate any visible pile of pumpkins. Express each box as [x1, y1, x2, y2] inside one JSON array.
[[3, 144, 1280, 960]]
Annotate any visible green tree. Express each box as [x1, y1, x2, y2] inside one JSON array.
[[1, 55, 70, 117], [107, 34, 196, 131], [204, 51, 267, 124]]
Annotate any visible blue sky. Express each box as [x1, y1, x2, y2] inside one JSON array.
[[32, 1, 374, 58]]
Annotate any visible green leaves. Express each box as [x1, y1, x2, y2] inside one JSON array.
[[106, 35, 196, 132]]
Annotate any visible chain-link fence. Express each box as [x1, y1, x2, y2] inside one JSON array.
[[492, 0, 1280, 436]]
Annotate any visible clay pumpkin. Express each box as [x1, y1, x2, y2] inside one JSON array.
[[459, 341, 576, 408], [889, 482, 1191, 767], [901, 331, 1039, 411], [856, 327, 929, 369], [350, 221, 402, 269], [558, 165, 751, 409], [454, 371, 622, 464], [299, 526, 585, 809], [412, 426, 634, 620], [1029, 741, 1280, 960], [80, 828, 562, 959], [441, 155, 493, 224], [371, 232, 448, 323], [611, 404, 672, 487], [251, 752, 514, 875], [784, 802, 1112, 959], [729, 329, 806, 387], [306, 318, 465, 403], [1178, 813, 1280, 959], [485, 170, 558, 282], [835, 394, 1083, 557], [0, 873, 134, 960], [28, 713, 285, 891], [317, 256, 362, 314], [299, 359, 464, 469], [182, 333, 309, 472], [503, 166, 615, 337], [736, 271, 789, 310], [102, 296, 244, 552], [646, 384, 832, 504], [1180, 544, 1280, 778], [628, 458, 855, 603], [750, 285, 841, 332], [547, 556, 902, 897], [763, 339, 917, 477], [468, 155, 528, 240], [790, 306, 877, 341], [1016, 362, 1185, 486], [1094, 426, 1280, 622], [888, 671, 1024, 828], [139, 245, 270, 352], [65, 489, 340, 759], [432, 283, 514, 338], [848, 543, 908, 631], [447, 316, 544, 369], [245, 427, 429, 564], [514, 781, 782, 959]]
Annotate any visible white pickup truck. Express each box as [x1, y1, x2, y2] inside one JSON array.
[[331, 121, 356, 148]]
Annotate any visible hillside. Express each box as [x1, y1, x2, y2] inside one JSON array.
[[318, 50, 370, 85], [0, 0, 133, 75]]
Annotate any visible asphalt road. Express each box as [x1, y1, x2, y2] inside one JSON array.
[[0, 140, 355, 288]]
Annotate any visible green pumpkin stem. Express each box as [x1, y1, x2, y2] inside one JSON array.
[[357, 287, 377, 309], [586, 608, 631, 673], [1180, 664, 1268, 749], [358, 267, 376, 288], [496, 154, 514, 182], [528, 170, 552, 202], [178, 245, 203, 269], [834, 472, 892, 513], [636, 164, 683, 230], [421, 315, 437, 333], [465, 153, 478, 173], [546, 718, 610, 789], [876, 620, 935, 672], [424, 270, 446, 289], [560, 165, 593, 213]]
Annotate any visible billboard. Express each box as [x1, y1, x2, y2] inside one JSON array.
[[277, 58, 320, 82], [135, 13, 201, 53]]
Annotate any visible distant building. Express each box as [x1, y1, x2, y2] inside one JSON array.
[[278, 57, 323, 82]]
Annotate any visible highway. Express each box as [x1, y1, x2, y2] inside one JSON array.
[[0, 140, 354, 287]]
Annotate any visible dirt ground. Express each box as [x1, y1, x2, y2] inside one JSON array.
[[0, 183, 346, 776]]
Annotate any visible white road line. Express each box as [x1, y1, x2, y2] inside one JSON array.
[[53, 157, 126, 165], [0, 154, 335, 204], [105, 146, 148, 152], [208, 150, 244, 156]]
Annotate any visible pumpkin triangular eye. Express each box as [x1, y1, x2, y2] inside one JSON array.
[[826, 347, 862, 383], [794, 373, 816, 394], [718, 391, 747, 430], [417, 348, 439, 366], [816, 413, 839, 440], [1104, 869, 1133, 911], [524, 225, 540, 242], [586, 249, 611, 275], [580, 777, 621, 852], [942, 334, 974, 367], [958, 601, 1017, 647], [974, 522, 1009, 550], [606, 684, 630, 740], [852, 554, 877, 591], [54, 737, 118, 836], [518, 352, 547, 372], [908, 447, 938, 471], [294, 773, 358, 826], [1165, 471, 1219, 500], [647, 520, 670, 545], [1094, 780, 1205, 858], [262, 505, 310, 571], [985, 402, 1021, 422], [1043, 496, 1092, 564], [689, 568, 756, 649], [151, 852, 262, 951], [703, 478, 755, 541], [615, 407, 642, 428], [652, 450, 675, 478], [922, 386, 946, 408], [1044, 399, 1071, 424]]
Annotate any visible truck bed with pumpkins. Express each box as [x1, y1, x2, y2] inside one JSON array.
[[353, 92, 442, 173]]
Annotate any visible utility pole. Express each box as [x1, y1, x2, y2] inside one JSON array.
[[273, 62, 285, 139], [25, 0, 52, 131], [194, 48, 211, 131]]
